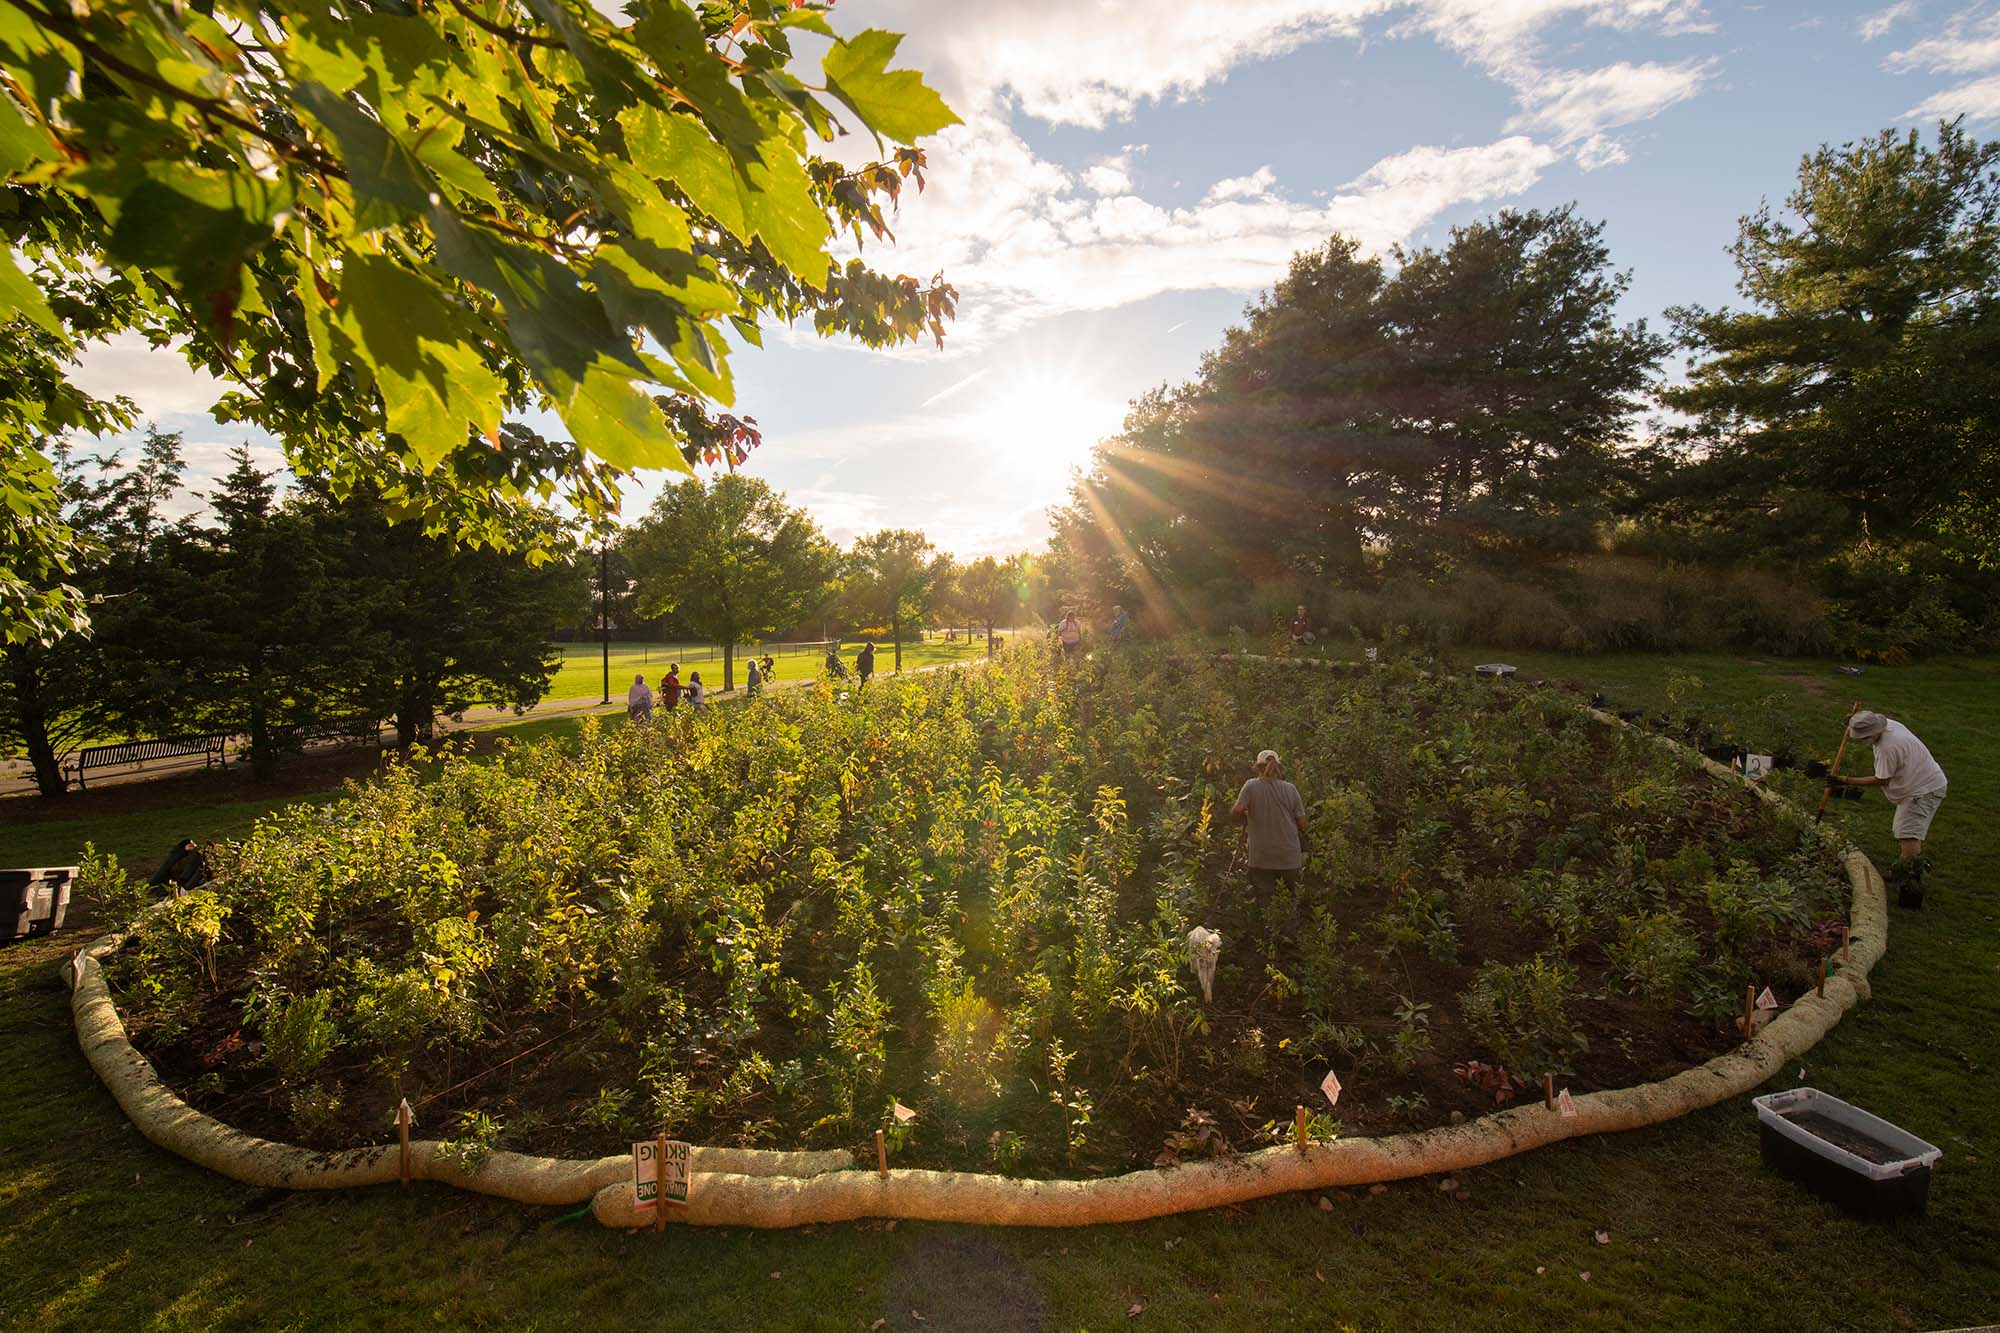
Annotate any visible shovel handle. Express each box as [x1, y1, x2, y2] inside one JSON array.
[[1814, 702, 1863, 824]]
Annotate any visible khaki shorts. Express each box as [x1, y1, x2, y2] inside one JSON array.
[[1892, 788, 1946, 841]]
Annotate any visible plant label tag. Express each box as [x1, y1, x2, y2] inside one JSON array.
[[1744, 754, 1773, 780], [1756, 987, 1778, 1011], [1556, 1088, 1577, 1119], [632, 1140, 659, 1210], [892, 1101, 917, 1124], [1320, 1071, 1342, 1107]]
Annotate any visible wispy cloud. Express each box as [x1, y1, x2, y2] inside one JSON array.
[[1860, 1, 1920, 41], [1887, 5, 2000, 120]]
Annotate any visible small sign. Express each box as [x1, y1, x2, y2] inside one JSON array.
[[892, 1100, 917, 1124], [660, 1138, 691, 1205], [1744, 754, 1773, 781], [1556, 1088, 1577, 1119], [633, 1140, 659, 1209], [1320, 1071, 1342, 1107], [1755, 987, 1778, 1011]]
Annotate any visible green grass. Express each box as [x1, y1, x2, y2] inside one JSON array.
[[2, 647, 1995, 1330], [544, 634, 1015, 700]]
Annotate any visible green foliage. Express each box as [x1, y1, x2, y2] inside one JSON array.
[[1607, 911, 1699, 1003], [623, 473, 837, 691], [265, 991, 341, 1081], [1460, 957, 1589, 1077], [104, 644, 1842, 1170], [0, 0, 960, 603]]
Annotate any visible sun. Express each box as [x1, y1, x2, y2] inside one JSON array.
[[970, 363, 1127, 481]]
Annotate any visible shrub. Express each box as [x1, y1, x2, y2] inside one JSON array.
[[264, 991, 340, 1081], [1607, 911, 1698, 1003], [1460, 956, 1589, 1075], [930, 983, 1010, 1111]]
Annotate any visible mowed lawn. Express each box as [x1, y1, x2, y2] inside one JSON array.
[[0, 648, 1994, 1331], [544, 633, 1017, 700]]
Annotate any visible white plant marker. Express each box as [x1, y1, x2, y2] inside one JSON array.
[[1320, 1071, 1342, 1108], [1185, 927, 1221, 1002], [1556, 1088, 1577, 1119], [1744, 754, 1773, 780], [1756, 987, 1778, 1012], [892, 1100, 917, 1124]]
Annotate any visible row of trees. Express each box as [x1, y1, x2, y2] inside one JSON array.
[[616, 473, 1046, 689], [1051, 123, 2000, 657], [1, 430, 586, 798]]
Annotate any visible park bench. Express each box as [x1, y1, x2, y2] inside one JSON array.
[[67, 734, 228, 790]]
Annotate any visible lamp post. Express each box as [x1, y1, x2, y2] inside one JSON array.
[[599, 543, 610, 706]]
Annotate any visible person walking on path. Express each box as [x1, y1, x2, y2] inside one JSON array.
[[1058, 610, 1083, 659], [1232, 749, 1309, 905], [1109, 604, 1129, 643], [746, 658, 763, 698], [686, 671, 706, 712], [627, 674, 654, 722], [1828, 710, 1947, 908], [856, 641, 876, 686], [661, 665, 682, 711]]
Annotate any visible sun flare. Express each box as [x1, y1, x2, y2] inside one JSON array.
[[970, 364, 1127, 480]]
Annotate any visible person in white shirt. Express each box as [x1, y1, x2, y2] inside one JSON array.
[[626, 674, 653, 722], [686, 671, 706, 711], [1829, 710, 1946, 907], [1058, 611, 1083, 659]]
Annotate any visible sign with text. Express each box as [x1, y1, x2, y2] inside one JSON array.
[[1320, 1071, 1342, 1108], [632, 1139, 694, 1209]]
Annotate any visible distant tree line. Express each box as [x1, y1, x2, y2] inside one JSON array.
[[1050, 123, 2000, 660], [611, 473, 1048, 690], [0, 430, 587, 798]]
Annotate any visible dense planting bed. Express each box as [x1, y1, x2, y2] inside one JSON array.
[[94, 644, 1848, 1176]]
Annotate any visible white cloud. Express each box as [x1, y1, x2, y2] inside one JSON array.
[[860, 115, 1559, 348], [1576, 133, 1631, 170], [1859, 1, 1918, 40], [1082, 153, 1136, 195], [1887, 6, 2000, 120], [69, 331, 229, 419], [1887, 7, 2000, 74], [1907, 71, 2000, 118], [1506, 59, 1713, 144]]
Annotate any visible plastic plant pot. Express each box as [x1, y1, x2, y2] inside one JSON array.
[[1754, 1088, 1941, 1219]]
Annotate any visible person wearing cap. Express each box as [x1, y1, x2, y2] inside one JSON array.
[[1828, 710, 1946, 907], [1232, 749, 1309, 901]]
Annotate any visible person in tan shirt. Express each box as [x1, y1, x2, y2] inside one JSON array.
[[1232, 749, 1309, 898]]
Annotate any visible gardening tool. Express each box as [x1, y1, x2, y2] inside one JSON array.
[[1813, 703, 1863, 825]]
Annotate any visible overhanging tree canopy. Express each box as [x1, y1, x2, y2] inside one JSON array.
[[0, 0, 958, 640]]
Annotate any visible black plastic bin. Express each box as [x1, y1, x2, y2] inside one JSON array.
[[0, 867, 75, 943], [1755, 1088, 1941, 1219]]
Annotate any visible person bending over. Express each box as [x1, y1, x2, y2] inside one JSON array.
[[1233, 749, 1309, 901], [1829, 710, 1947, 908], [627, 673, 653, 722]]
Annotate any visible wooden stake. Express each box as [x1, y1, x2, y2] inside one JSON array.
[[875, 1129, 889, 1179], [1817, 957, 1828, 999], [1743, 984, 1756, 1042], [1294, 1105, 1308, 1154], [396, 1098, 412, 1187], [1543, 1074, 1554, 1111], [1843, 926, 1851, 966], [655, 1129, 666, 1232]]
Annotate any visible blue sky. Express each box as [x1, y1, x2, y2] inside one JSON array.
[[73, 0, 2000, 556]]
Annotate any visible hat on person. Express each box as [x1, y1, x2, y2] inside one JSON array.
[[1847, 711, 1887, 741], [1256, 749, 1280, 765]]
